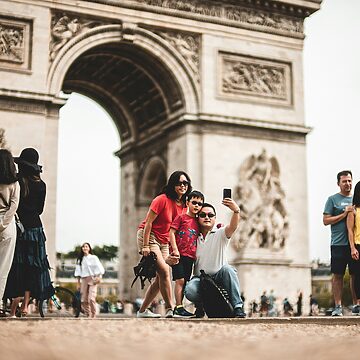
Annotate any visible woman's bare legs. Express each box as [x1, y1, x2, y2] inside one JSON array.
[[21, 291, 30, 314], [139, 247, 173, 312], [10, 297, 21, 317], [139, 275, 160, 312]]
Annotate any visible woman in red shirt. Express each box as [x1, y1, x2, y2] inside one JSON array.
[[137, 171, 192, 318]]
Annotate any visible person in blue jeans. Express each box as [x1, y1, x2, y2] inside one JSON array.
[[184, 198, 246, 318]]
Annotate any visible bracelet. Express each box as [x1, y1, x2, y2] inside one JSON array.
[[233, 209, 240, 213], [142, 245, 150, 249]]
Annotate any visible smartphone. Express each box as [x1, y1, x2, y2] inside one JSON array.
[[223, 188, 232, 199]]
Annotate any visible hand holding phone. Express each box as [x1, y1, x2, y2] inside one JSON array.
[[223, 188, 232, 199]]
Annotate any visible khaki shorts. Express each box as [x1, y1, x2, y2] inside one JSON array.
[[137, 228, 169, 259]]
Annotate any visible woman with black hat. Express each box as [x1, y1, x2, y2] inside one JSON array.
[[0, 149, 20, 314], [5, 148, 55, 317]]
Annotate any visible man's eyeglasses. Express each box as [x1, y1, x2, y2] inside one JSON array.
[[176, 180, 189, 187], [199, 212, 215, 218], [190, 200, 203, 207]]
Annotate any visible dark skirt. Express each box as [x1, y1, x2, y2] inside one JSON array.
[[4, 227, 55, 301]]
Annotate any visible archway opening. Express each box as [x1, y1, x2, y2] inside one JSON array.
[[57, 93, 120, 253], [57, 40, 187, 298]]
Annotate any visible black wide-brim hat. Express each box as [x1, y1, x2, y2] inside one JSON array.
[[14, 147, 42, 173]]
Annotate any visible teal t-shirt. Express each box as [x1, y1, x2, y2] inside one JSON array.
[[323, 193, 352, 246]]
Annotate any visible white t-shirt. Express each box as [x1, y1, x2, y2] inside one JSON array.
[[74, 254, 105, 278], [193, 227, 230, 276]]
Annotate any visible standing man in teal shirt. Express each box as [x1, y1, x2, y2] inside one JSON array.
[[323, 170, 356, 316]]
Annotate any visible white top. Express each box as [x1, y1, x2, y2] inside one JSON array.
[[193, 227, 230, 276], [74, 254, 105, 278]]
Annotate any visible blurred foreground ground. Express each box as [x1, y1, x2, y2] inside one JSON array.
[[1, 317, 359, 360]]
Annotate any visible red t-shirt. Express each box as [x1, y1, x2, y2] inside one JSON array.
[[170, 213, 199, 259], [139, 194, 186, 244]]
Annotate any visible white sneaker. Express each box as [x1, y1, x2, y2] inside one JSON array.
[[137, 309, 161, 318], [164, 308, 173, 318], [331, 305, 343, 317]]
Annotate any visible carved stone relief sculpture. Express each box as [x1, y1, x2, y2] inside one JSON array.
[[219, 52, 292, 106], [127, 0, 304, 36], [50, 14, 104, 61], [0, 16, 31, 71], [154, 30, 200, 80], [233, 149, 289, 251]]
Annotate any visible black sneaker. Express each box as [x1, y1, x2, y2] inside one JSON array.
[[195, 307, 205, 318], [173, 306, 195, 318], [234, 306, 246, 318], [352, 304, 360, 315]]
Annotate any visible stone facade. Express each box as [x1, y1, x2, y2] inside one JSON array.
[[0, 0, 321, 309]]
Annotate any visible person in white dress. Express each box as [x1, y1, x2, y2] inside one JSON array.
[[74, 243, 105, 318], [0, 149, 20, 313]]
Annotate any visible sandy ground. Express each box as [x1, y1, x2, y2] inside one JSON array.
[[1, 317, 360, 360]]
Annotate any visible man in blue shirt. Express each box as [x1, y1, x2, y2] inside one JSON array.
[[323, 170, 355, 316]]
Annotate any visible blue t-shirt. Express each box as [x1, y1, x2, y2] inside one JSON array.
[[323, 193, 352, 246]]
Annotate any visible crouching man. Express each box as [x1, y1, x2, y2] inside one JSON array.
[[184, 198, 246, 318]]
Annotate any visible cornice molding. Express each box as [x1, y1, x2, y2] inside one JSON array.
[[80, 0, 322, 38]]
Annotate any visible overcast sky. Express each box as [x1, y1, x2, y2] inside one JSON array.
[[304, 0, 360, 261], [56, 0, 360, 261]]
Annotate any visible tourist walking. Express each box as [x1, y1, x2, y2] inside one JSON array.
[[136, 171, 192, 318], [5, 148, 54, 317], [323, 170, 356, 316], [0, 149, 20, 311], [75, 242, 105, 318]]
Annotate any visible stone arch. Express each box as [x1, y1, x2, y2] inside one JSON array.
[[48, 23, 199, 123], [137, 156, 167, 206]]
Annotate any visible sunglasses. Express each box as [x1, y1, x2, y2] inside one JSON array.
[[176, 180, 189, 187], [199, 212, 215, 218], [190, 200, 203, 206]]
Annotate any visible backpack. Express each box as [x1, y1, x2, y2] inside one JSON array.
[[131, 252, 157, 289], [199, 270, 234, 318]]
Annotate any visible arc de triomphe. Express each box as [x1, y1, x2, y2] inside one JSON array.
[[0, 0, 321, 305]]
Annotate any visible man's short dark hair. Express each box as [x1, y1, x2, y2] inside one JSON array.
[[337, 170, 352, 183], [187, 190, 204, 202], [200, 203, 216, 215]]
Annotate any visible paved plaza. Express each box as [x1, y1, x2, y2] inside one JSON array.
[[1, 317, 359, 360]]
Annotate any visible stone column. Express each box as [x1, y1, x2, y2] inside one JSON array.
[[0, 95, 64, 279]]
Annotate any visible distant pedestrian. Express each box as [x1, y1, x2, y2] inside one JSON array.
[[283, 297, 293, 316], [5, 148, 54, 317], [323, 170, 356, 316], [116, 299, 124, 314], [0, 149, 20, 312], [268, 289, 277, 317], [309, 294, 319, 316], [252, 300, 258, 316], [296, 291, 303, 316], [260, 291, 269, 317], [75, 242, 105, 318]]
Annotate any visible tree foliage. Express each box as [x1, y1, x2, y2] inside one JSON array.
[[58, 244, 118, 260]]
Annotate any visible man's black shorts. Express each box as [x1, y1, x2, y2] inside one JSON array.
[[331, 245, 355, 275], [172, 256, 194, 281]]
